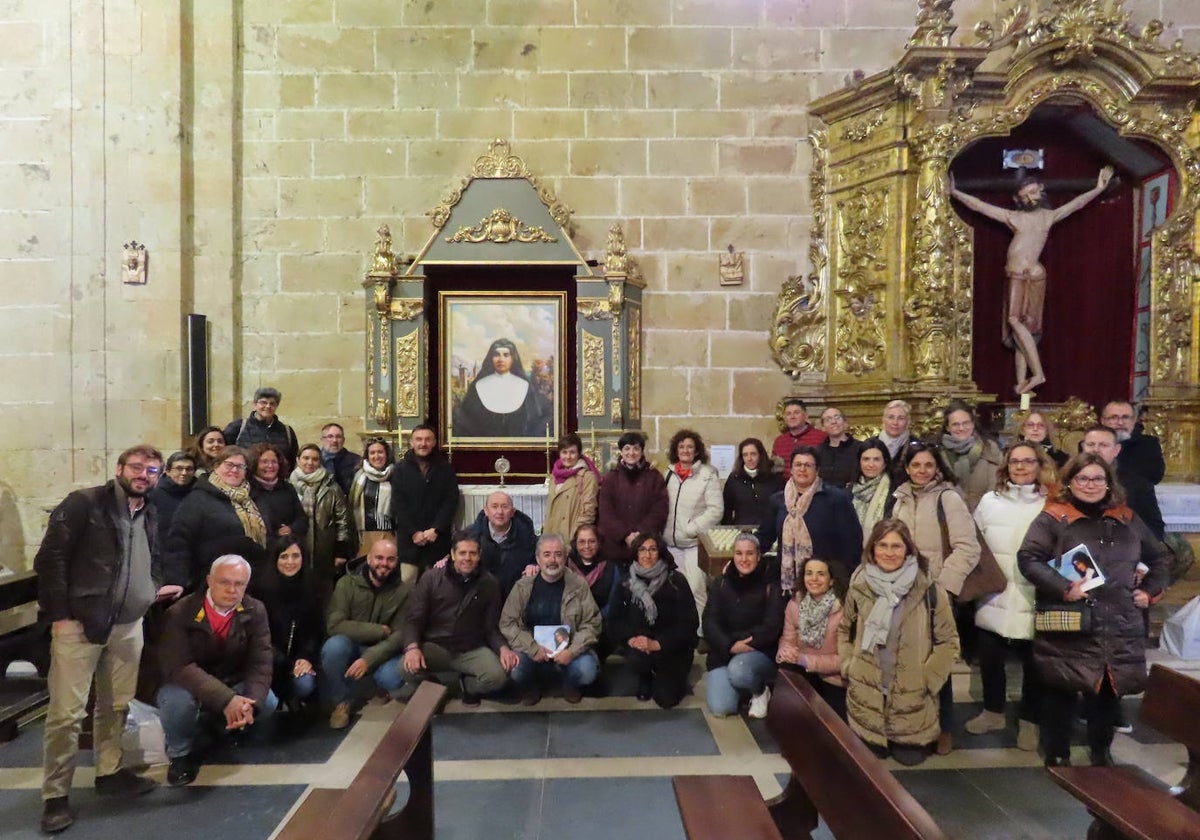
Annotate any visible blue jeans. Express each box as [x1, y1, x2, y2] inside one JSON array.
[[706, 651, 775, 716], [319, 635, 405, 707], [156, 681, 278, 759], [292, 672, 317, 700], [510, 650, 598, 689]]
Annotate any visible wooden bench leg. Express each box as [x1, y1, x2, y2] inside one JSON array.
[[766, 776, 819, 839], [1087, 814, 1132, 840], [375, 727, 434, 840]]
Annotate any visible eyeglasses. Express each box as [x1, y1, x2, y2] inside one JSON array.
[[1008, 458, 1039, 467], [219, 462, 248, 472], [169, 464, 196, 473], [1072, 475, 1108, 487], [124, 464, 161, 476], [793, 462, 817, 471]]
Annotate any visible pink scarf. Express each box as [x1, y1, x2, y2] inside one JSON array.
[[780, 477, 821, 593], [552, 455, 601, 485]]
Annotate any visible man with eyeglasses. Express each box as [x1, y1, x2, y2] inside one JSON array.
[[35, 445, 174, 833], [319, 422, 361, 496], [1082, 424, 1165, 541], [814, 406, 861, 489], [147, 451, 197, 546], [222, 386, 299, 463], [1100, 401, 1166, 533]]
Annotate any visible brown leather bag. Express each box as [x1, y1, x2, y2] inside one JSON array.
[[935, 491, 1007, 602]]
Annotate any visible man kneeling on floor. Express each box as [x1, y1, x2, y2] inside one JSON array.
[[400, 531, 519, 705], [320, 537, 411, 729], [157, 554, 276, 786], [500, 533, 602, 704]]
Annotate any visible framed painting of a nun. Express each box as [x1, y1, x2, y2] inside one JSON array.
[[440, 291, 564, 448]]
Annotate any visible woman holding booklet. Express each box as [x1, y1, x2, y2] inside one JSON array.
[[1016, 453, 1169, 768]]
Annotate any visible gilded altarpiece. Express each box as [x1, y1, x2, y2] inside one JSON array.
[[770, 0, 1200, 479], [360, 140, 644, 475]]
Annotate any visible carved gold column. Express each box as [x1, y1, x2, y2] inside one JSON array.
[[362, 224, 398, 432]]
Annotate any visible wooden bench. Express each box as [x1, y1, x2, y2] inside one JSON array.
[[276, 681, 447, 840], [1048, 664, 1200, 840], [0, 570, 50, 743], [673, 669, 947, 839]]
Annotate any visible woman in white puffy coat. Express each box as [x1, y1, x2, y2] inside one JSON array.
[[967, 442, 1057, 750], [664, 429, 724, 628]]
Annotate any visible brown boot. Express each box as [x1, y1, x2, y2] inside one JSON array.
[[935, 731, 953, 755], [329, 701, 351, 730], [41, 797, 75, 833]]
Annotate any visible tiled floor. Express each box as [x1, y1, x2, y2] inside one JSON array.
[[0, 649, 1195, 839]]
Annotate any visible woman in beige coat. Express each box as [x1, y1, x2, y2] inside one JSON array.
[[838, 519, 960, 766], [544, 433, 600, 539], [940, 400, 1004, 512]]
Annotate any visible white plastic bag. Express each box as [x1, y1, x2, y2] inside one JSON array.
[[120, 699, 168, 768], [1160, 596, 1200, 659]]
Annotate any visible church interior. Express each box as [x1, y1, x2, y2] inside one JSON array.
[[4, 0, 1200, 837]]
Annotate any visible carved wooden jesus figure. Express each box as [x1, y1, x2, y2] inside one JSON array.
[[949, 166, 1113, 395]]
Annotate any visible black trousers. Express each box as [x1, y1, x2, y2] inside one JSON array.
[[624, 648, 693, 709], [1041, 677, 1118, 761], [976, 628, 1040, 722]]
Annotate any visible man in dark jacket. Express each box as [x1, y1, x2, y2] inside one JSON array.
[[320, 422, 361, 496], [392, 425, 460, 577], [223, 386, 299, 463], [1100, 402, 1167, 540], [319, 537, 411, 729], [814, 406, 861, 489], [156, 554, 275, 787], [468, 491, 538, 601], [1083, 425, 1166, 541], [400, 532, 518, 704], [35, 445, 169, 833]]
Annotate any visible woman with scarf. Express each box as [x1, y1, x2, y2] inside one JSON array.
[[722, 437, 784, 527], [862, 399, 920, 485], [966, 443, 1057, 750], [891, 442, 980, 755], [349, 437, 396, 557], [189, 426, 227, 475], [777, 557, 848, 719], [250, 538, 322, 709], [290, 444, 354, 607], [839, 519, 959, 766], [1017, 410, 1069, 468], [248, 442, 307, 542], [544, 433, 600, 541], [849, 443, 894, 545], [663, 429, 724, 625], [1017, 454, 1168, 767], [164, 446, 269, 592], [757, 446, 862, 595], [608, 533, 698, 708], [597, 431, 668, 564], [703, 534, 786, 719], [940, 400, 1004, 512]]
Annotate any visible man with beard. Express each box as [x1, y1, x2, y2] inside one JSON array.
[[392, 424, 460, 579], [400, 533, 518, 705], [1092, 410, 1166, 541], [950, 166, 1113, 395], [500, 534, 602, 705], [35, 445, 176, 833], [319, 422, 361, 496], [319, 537, 411, 729]]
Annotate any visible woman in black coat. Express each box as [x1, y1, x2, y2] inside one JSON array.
[[247, 442, 307, 542], [608, 533, 698, 708], [703, 533, 786, 718], [722, 437, 784, 527], [250, 538, 323, 706], [1017, 453, 1168, 767]]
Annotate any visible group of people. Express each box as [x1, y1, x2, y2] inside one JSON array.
[[32, 386, 1172, 834]]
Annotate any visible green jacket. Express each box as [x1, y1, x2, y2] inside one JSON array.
[[326, 564, 411, 668], [500, 571, 602, 658]]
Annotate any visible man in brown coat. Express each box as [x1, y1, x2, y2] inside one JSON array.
[[156, 554, 276, 787]]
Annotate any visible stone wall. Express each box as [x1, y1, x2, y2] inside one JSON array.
[[1, 0, 1198, 565]]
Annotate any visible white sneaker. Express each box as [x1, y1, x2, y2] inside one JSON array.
[[748, 686, 771, 719]]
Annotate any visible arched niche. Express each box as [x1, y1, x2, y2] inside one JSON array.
[[771, 1, 1200, 477]]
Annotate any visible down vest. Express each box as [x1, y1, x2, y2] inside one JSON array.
[[838, 567, 959, 747], [1016, 501, 1168, 695]]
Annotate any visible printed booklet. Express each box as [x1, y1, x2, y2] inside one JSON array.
[[534, 625, 572, 656], [1049, 543, 1105, 593]]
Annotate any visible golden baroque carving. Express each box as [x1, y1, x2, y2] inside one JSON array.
[[834, 186, 889, 375], [604, 223, 632, 280], [629, 307, 641, 420], [373, 398, 391, 428], [427, 140, 572, 230], [770, 131, 828, 376], [395, 332, 419, 418], [1055, 396, 1098, 432], [1152, 221, 1196, 383], [907, 0, 956, 49], [582, 331, 606, 417], [366, 313, 376, 414], [578, 298, 612, 320], [840, 108, 888, 144], [913, 395, 952, 440], [472, 138, 530, 178], [445, 207, 558, 244], [370, 224, 397, 275], [390, 299, 424, 321], [898, 58, 972, 112]]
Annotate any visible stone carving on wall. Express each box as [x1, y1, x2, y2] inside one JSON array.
[[770, 131, 828, 376], [582, 331, 606, 417], [395, 332, 420, 418], [718, 247, 745, 285], [446, 207, 558, 244], [834, 186, 889, 375]]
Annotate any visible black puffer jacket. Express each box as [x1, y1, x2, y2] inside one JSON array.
[[163, 477, 266, 590], [249, 479, 308, 540], [1017, 500, 1168, 695], [702, 560, 786, 670], [608, 567, 698, 657], [722, 470, 784, 527]]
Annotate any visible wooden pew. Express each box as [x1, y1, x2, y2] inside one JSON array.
[[1048, 664, 1200, 840], [0, 570, 50, 743], [276, 681, 447, 840], [673, 669, 947, 839]]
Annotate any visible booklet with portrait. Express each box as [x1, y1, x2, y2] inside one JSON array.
[[534, 625, 572, 656], [1049, 543, 1105, 592]]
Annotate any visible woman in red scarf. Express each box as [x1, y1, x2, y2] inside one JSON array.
[[544, 433, 601, 541]]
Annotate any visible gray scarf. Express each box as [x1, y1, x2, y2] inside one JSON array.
[[797, 590, 838, 649], [628, 559, 670, 625], [859, 556, 919, 651], [940, 433, 981, 485]]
